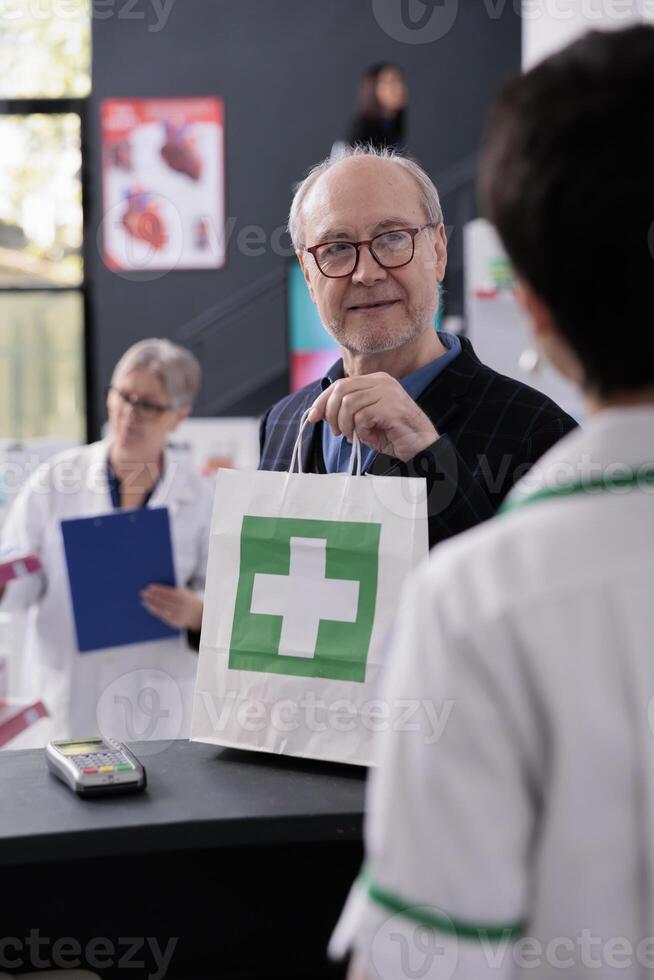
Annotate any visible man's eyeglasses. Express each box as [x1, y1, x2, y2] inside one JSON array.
[[306, 224, 434, 279], [107, 386, 174, 420]]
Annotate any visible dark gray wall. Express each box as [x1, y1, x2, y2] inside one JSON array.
[[88, 0, 520, 436]]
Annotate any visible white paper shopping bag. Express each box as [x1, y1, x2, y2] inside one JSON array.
[[192, 414, 428, 765]]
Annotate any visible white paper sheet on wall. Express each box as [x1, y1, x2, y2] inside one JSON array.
[[166, 417, 261, 477], [464, 219, 585, 424]]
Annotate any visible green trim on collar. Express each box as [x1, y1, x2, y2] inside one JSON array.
[[501, 467, 654, 515], [360, 870, 526, 942]]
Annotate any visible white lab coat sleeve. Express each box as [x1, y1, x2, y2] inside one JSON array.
[[0, 466, 50, 612], [330, 560, 534, 980], [186, 477, 214, 596]]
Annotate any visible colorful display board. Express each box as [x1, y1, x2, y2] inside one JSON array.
[[287, 260, 339, 391], [101, 97, 225, 272]]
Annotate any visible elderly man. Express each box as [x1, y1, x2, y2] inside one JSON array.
[[259, 147, 575, 547]]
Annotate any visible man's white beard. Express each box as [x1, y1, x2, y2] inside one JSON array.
[[325, 302, 433, 355]]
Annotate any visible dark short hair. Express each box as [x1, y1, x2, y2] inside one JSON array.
[[480, 25, 654, 397], [358, 62, 405, 119]]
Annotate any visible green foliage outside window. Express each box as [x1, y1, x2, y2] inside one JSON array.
[[0, 114, 83, 287], [0, 292, 85, 442], [0, 0, 91, 99]]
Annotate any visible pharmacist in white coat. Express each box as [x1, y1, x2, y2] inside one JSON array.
[[0, 339, 213, 746], [333, 25, 654, 980]]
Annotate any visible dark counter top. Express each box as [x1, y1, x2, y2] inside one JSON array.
[[0, 739, 366, 868]]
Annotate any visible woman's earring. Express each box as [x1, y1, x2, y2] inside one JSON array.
[[519, 347, 541, 375]]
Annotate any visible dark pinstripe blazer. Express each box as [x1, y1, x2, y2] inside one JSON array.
[[259, 337, 577, 549]]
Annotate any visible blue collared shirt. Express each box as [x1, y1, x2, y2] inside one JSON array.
[[106, 456, 160, 510], [321, 331, 462, 474]]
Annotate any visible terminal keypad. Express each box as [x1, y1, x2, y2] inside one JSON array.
[[71, 750, 133, 773]]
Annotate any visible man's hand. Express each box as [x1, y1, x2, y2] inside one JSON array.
[[141, 585, 203, 631], [308, 373, 439, 462]]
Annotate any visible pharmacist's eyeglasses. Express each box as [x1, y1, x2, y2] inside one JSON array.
[[107, 386, 174, 420]]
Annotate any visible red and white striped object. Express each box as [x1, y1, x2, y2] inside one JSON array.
[[0, 698, 48, 748], [0, 553, 43, 587]]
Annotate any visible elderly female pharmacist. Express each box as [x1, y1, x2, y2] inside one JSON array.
[[0, 339, 214, 746]]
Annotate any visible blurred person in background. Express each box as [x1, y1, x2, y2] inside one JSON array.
[[0, 339, 213, 747], [348, 63, 408, 152], [333, 24, 654, 980]]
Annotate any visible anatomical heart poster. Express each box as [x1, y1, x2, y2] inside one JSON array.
[[101, 97, 225, 272]]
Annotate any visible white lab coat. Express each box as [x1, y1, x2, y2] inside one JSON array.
[[332, 407, 654, 979], [0, 440, 214, 746]]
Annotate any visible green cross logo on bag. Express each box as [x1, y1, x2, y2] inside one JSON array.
[[228, 516, 382, 682]]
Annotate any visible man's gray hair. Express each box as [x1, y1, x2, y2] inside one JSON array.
[[288, 144, 444, 251], [111, 338, 201, 407]]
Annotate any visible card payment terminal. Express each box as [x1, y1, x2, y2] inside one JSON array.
[[46, 737, 146, 796]]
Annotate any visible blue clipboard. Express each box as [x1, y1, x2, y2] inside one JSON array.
[[61, 506, 180, 653]]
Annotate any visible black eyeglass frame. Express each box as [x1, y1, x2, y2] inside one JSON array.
[[305, 223, 435, 279], [106, 385, 176, 418]]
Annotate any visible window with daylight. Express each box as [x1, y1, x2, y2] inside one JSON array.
[[0, 0, 90, 442], [0, 0, 91, 100]]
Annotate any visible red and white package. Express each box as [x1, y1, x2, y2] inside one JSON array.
[[0, 553, 43, 587], [0, 698, 48, 748]]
